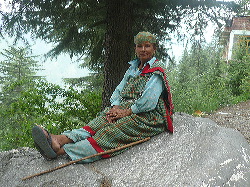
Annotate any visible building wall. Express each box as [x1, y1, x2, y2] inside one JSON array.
[[222, 16, 250, 60]]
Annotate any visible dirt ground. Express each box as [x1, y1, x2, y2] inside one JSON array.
[[205, 100, 250, 144]]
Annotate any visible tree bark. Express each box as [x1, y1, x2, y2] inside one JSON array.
[[102, 0, 134, 108]]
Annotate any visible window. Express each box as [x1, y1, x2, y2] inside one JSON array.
[[237, 35, 250, 55], [246, 37, 250, 55]]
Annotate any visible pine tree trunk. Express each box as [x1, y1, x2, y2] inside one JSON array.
[[102, 0, 134, 108]]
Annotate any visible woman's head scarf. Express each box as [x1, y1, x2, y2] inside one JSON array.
[[134, 32, 157, 44]]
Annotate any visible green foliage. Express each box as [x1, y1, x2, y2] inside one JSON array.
[[237, 0, 250, 15], [0, 46, 43, 150], [0, 46, 40, 79], [54, 86, 102, 131], [0, 46, 102, 151], [169, 40, 232, 114], [0, 46, 42, 104], [0, 80, 102, 151], [228, 38, 250, 100], [169, 34, 250, 115]]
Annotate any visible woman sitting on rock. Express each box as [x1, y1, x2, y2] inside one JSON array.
[[32, 31, 174, 163]]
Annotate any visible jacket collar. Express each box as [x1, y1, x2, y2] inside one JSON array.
[[129, 57, 156, 69]]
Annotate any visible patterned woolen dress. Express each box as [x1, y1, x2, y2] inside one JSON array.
[[62, 57, 173, 163]]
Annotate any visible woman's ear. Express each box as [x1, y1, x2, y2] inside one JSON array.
[[153, 43, 157, 50]]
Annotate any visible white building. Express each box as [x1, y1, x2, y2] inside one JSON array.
[[221, 16, 250, 60]]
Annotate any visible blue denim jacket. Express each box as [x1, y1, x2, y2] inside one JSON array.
[[110, 57, 164, 114]]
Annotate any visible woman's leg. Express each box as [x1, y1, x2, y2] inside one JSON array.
[[34, 109, 110, 160], [55, 128, 93, 155], [51, 134, 73, 155], [36, 126, 100, 163], [36, 126, 74, 155], [62, 139, 102, 163]]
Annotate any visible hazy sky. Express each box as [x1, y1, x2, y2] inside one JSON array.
[[31, 39, 90, 86], [0, 36, 90, 87]]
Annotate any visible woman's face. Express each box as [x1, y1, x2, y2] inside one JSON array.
[[135, 41, 156, 63]]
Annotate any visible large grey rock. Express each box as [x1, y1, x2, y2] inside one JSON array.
[[0, 148, 103, 186], [1, 113, 250, 186]]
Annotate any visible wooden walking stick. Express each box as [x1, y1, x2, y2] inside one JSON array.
[[22, 137, 150, 181]]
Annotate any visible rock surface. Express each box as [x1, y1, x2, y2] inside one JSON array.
[[206, 100, 250, 144], [1, 113, 250, 187]]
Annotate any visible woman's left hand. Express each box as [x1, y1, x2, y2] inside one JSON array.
[[106, 108, 132, 123]]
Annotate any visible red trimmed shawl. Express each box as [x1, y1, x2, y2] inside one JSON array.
[[140, 61, 174, 133]]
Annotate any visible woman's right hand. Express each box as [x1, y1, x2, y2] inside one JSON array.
[[106, 106, 132, 123]]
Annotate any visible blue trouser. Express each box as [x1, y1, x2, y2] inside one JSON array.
[[62, 128, 102, 163]]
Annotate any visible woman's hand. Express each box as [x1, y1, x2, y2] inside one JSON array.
[[106, 107, 132, 123]]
